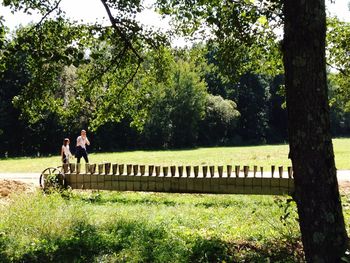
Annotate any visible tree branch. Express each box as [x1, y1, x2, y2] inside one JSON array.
[[100, 0, 143, 63], [326, 62, 350, 77]]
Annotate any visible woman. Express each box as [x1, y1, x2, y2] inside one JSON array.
[[61, 138, 72, 164]]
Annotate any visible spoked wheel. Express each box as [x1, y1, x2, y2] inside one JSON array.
[[39, 167, 65, 191]]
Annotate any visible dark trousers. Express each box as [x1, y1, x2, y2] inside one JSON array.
[[76, 146, 89, 163]]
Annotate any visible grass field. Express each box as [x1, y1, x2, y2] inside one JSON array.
[[0, 191, 304, 262], [0, 138, 350, 173]]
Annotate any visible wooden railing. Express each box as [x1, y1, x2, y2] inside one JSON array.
[[59, 163, 294, 195]]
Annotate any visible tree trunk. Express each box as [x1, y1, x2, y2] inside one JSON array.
[[283, 0, 348, 262]]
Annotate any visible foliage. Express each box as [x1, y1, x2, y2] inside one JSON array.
[[144, 55, 208, 147], [199, 94, 240, 145]]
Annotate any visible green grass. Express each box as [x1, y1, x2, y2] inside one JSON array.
[[1, 138, 350, 173], [0, 190, 307, 262], [1, 190, 349, 262]]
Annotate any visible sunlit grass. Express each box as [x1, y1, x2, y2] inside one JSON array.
[[0, 190, 305, 262], [0, 138, 349, 172]]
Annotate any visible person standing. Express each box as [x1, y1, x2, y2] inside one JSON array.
[[61, 138, 72, 164], [76, 129, 90, 164]]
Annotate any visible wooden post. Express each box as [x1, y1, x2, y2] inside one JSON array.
[[98, 164, 103, 174], [227, 165, 232, 178], [288, 166, 293, 178], [194, 166, 199, 178], [105, 163, 111, 175], [69, 163, 76, 173], [186, 166, 191, 177], [271, 165, 275, 178], [202, 166, 208, 178], [253, 165, 257, 178], [85, 164, 90, 174], [278, 166, 283, 178], [127, 164, 132, 175], [76, 163, 81, 174], [112, 164, 118, 175], [133, 165, 139, 176], [243, 166, 249, 177], [118, 164, 124, 175], [218, 166, 223, 178], [149, 165, 154, 176], [170, 166, 176, 177], [63, 163, 69, 174], [178, 166, 184, 177], [140, 165, 146, 176], [209, 166, 215, 177], [155, 166, 161, 176], [260, 166, 264, 177], [90, 164, 96, 174], [235, 165, 240, 177], [163, 166, 169, 176]]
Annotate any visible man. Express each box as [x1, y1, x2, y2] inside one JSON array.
[[76, 129, 90, 163]]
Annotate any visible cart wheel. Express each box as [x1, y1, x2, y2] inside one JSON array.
[[39, 167, 65, 190]]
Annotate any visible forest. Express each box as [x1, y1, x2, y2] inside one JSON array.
[[0, 2, 349, 156]]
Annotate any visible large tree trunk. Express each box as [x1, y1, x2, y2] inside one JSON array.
[[283, 0, 348, 262]]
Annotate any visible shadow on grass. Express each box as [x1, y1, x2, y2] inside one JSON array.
[[0, 219, 304, 263], [70, 191, 258, 209]]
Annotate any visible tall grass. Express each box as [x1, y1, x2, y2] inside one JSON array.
[[0, 190, 307, 262]]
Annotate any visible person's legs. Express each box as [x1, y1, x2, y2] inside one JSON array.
[[82, 150, 89, 163]]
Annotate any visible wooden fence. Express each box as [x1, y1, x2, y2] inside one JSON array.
[[57, 163, 294, 195]]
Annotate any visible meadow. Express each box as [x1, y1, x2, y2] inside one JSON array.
[[1, 139, 350, 262], [1, 138, 350, 173]]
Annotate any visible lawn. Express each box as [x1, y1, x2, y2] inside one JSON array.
[[1, 138, 350, 173], [0, 191, 304, 262]]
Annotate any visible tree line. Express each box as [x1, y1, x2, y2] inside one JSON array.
[[0, 23, 349, 156]]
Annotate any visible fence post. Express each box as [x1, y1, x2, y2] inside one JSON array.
[[76, 163, 81, 174], [227, 165, 232, 178], [186, 166, 191, 177], [98, 164, 103, 174], [140, 165, 146, 176], [202, 166, 208, 178], [243, 166, 249, 177], [218, 166, 223, 178], [90, 164, 96, 174], [287, 166, 293, 178], [112, 164, 118, 175], [118, 164, 124, 175], [63, 163, 69, 174], [178, 166, 184, 177], [127, 164, 132, 175], [163, 166, 169, 176], [209, 166, 215, 177], [278, 166, 283, 178], [235, 165, 240, 177], [253, 165, 257, 178], [69, 163, 76, 173], [155, 166, 161, 176], [194, 166, 199, 178], [133, 165, 139, 176], [149, 165, 154, 176], [170, 166, 176, 177], [105, 163, 111, 175], [260, 166, 264, 177], [271, 165, 275, 178]]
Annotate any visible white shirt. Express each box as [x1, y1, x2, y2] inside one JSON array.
[[76, 136, 90, 149], [62, 145, 72, 157]]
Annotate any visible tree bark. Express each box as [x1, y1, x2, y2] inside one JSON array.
[[283, 0, 348, 262]]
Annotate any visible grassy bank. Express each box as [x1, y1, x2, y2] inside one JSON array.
[[0, 190, 308, 262], [1, 138, 350, 173]]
